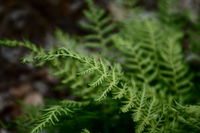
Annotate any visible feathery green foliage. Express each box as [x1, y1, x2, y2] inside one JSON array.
[[158, 30, 193, 101], [113, 18, 163, 89], [81, 0, 115, 53], [0, 0, 200, 133], [31, 106, 73, 133], [33, 47, 122, 101], [0, 39, 40, 52]]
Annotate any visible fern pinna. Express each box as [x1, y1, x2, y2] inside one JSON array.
[[0, 0, 199, 133]]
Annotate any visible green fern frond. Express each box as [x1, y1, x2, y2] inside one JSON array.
[[121, 18, 163, 76], [33, 48, 123, 101], [50, 31, 87, 90], [96, 66, 120, 101], [0, 39, 45, 64], [148, 109, 164, 133], [0, 39, 42, 53], [113, 83, 127, 99], [81, 0, 115, 51], [172, 103, 200, 130], [89, 59, 108, 88], [158, 30, 193, 100], [133, 86, 147, 122], [113, 36, 159, 88], [121, 79, 137, 113], [135, 96, 157, 133], [78, 59, 99, 75], [31, 105, 73, 133]]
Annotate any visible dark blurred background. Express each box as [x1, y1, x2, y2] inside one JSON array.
[[0, 1, 86, 132]]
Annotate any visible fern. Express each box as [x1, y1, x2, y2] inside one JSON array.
[[81, 0, 115, 53], [31, 100, 88, 133], [32, 48, 123, 101], [175, 104, 200, 130], [135, 97, 155, 133], [0, 39, 44, 64], [113, 36, 159, 89], [158, 29, 193, 101], [0, 39, 43, 53], [120, 80, 137, 113], [1, 2, 200, 133], [31, 105, 73, 133], [112, 17, 169, 91]]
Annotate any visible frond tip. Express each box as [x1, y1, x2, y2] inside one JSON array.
[[0, 39, 41, 53]]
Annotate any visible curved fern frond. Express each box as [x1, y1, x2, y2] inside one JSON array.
[[32, 48, 123, 101], [0, 39, 43, 53], [0, 39, 44, 63]]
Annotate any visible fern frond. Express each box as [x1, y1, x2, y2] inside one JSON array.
[[173, 103, 200, 130], [81, 0, 115, 51], [49, 32, 88, 89], [148, 111, 164, 133], [96, 66, 119, 101], [121, 79, 137, 113], [133, 86, 147, 122], [89, 59, 108, 88], [78, 59, 99, 75], [114, 36, 159, 88], [31, 105, 73, 133], [113, 83, 127, 99], [0, 39, 45, 64], [33, 48, 122, 101], [158, 30, 193, 100], [135, 96, 157, 133], [0, 39, 42, 53]]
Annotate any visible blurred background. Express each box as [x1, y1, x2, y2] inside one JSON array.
[[0, 0, 200, 132]]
